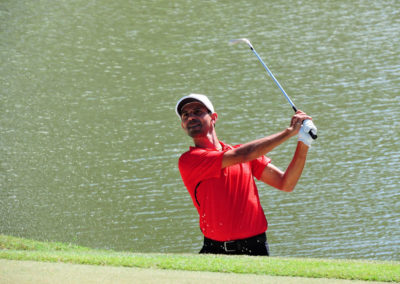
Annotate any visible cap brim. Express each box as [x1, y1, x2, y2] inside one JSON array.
[[175, 94, 214, 118], [176, 98, 202, 116]]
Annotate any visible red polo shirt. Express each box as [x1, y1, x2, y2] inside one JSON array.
[[178, 141, 271, 242]]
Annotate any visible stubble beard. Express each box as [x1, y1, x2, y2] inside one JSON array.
[[187, 126, 204, 138], [186, 121, 206, 138]]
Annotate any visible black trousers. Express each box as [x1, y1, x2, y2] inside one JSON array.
[[199, 232, 269, 256]]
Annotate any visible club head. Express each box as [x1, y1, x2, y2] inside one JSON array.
[[229, 38, 253, 49]]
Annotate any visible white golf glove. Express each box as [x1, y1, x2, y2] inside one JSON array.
[[298, 119, 317, 147]]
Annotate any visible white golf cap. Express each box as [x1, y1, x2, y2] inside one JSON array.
[[175, 93, 214, 118]]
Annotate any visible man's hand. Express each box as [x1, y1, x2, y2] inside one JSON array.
[[288, 110, 317, 147], [298, 119, 317, 147], [288, 110, 312, 135]]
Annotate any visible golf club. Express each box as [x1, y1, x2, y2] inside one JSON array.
[[229, 38, 317, 140]]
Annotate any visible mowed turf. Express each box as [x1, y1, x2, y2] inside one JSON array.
[[0, 235, 399, 283], [0, 259, 392, 284]]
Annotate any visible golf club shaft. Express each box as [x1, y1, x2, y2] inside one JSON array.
[[248, 45, 298, 113], [231, 39, 317, 139]]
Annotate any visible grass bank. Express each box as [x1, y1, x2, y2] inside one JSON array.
[[1, 235, 399, 282]]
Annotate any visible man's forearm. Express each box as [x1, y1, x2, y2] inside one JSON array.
[[222, 127, 296, 168], [238, 128, 294, 159], [280, 141, 309, 192]]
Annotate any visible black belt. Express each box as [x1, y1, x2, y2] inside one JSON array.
[[203, 232, 267, 253]]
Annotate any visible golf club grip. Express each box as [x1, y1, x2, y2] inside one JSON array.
[[309, 130, 318, 140]]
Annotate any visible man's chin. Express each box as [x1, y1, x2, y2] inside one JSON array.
[[188, 130, 204, 138]]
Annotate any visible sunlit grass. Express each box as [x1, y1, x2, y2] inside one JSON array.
[[1, 235, 399, 282]]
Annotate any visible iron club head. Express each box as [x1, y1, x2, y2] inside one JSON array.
[[229, 38, 253, 49]]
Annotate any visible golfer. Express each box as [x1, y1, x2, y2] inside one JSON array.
[[176, 93, 317, 255]]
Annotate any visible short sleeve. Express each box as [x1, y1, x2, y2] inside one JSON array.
[[251, 155, 271, 180]]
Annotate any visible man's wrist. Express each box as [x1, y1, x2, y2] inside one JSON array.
[[297, 140, 310, 150], [285, 127, 298, 138], [298, 127, 313, 147]]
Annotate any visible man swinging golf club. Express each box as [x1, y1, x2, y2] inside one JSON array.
[[176, 93, 317, 255]]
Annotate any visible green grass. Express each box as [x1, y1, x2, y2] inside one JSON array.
[[1, 235, 399, 282]]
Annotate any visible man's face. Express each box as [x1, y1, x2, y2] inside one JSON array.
[[180, 102, 215, 138]]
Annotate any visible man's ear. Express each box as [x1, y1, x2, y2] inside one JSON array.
[[211, 113, 218, 126]]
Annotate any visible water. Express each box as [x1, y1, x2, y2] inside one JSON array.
[[1, 0, 399, 260]]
